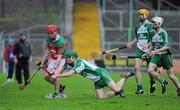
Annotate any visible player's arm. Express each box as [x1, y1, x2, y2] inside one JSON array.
[[148, 45, 169, 57], [54, 54, 62, 69], [127, 37, 138, 48], [155, 32, 170, 53], [154, 45, 169, 54], [54, 69, 76, 78], [41, 48, 49, 65]]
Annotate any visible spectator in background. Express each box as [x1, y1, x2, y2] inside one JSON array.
[[13, 33, 31, 84], [4, 37, 15, 82]]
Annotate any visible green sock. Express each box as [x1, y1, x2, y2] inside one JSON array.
[[137, 84, 143, 90]]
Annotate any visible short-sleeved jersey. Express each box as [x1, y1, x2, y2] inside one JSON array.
[[47, 34, 67, 59], [135, 20, 154, 52], [72, 59, 103, 82], [151, 28, 170, 54]]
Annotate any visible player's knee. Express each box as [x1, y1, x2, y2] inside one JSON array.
[[134, 65, 140, 71], [112, 87, 121, 93]]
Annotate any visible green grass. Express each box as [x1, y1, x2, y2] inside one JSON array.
[[0, 72, 180, 110]]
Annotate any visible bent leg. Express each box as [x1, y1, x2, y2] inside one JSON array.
[[167, 68, 180, 89], [96, 88, 115, 99]]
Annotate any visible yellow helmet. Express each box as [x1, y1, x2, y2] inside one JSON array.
[[137, 8, 149, 17]]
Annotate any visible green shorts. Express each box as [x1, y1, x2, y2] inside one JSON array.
[[135, 48, 145, 58], [135, 48, 151, 64], [94, 68, 112, 89], [150, 54, 173, 70]]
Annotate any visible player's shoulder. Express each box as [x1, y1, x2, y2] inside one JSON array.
[[75, 59, 83, 65], [160, 28, 167, 34], [160, 28, 168, 36], [135, 23, 140, 28]]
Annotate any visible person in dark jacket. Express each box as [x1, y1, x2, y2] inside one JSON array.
[[13, 33, 31, 84]]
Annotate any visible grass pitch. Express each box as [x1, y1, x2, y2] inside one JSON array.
[[0, 71, 180, 110]]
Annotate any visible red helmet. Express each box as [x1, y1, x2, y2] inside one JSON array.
[[45, 24, 57, 33]]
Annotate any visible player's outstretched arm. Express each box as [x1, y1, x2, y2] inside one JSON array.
[[53, 69, 76, 78], [127, 38, 137, 48]]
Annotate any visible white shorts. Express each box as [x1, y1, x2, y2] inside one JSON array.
[[48, 59, 65, 69]]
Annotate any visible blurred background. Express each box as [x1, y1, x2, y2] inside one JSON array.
[[0, 0, 180, 73]]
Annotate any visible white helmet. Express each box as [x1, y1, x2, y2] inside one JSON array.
[[152, 16, 164, 27]]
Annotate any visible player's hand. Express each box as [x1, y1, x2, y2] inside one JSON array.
[[39, 62, 45, 68], [141, 44, 149, 52], [48, 68, 55, 74], [52, 75, 57, 79], [148, 50, 156, 56], [127, 43, 132, 48], [141, 53, 148, 60]]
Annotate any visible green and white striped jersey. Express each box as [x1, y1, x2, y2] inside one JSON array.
[[135, 20, 154, 52], [151, 28, 170, 53], [72, 59, 102, 82]]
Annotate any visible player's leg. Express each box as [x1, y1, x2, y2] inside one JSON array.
[[148, 73, 156, 94], [167, 68, 180, 94], [54, 64, 64, 93], [44, 59, 60, 98], [107, 78, 126, 96], [96, 88, 115, 98], [146, 57, 156, 94], [163, 54, 180, 96], [94, 73, 123, 98], [95, 80, 124, 99], [134, 58, 144, 94], [148, 55, 168, 94], [104, 72, 135, 98], [53, 59, 66, 98]]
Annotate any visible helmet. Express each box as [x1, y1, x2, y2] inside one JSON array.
[[137, 8, 149, 18], [152, 16, 164, 27], [45, 24, 57, 33], [66, 51, 78, 58]]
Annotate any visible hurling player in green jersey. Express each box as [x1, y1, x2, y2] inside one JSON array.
[[147, 16, 180, 96], [52, 51, 135, 98], [127, 8, 157, 94]]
